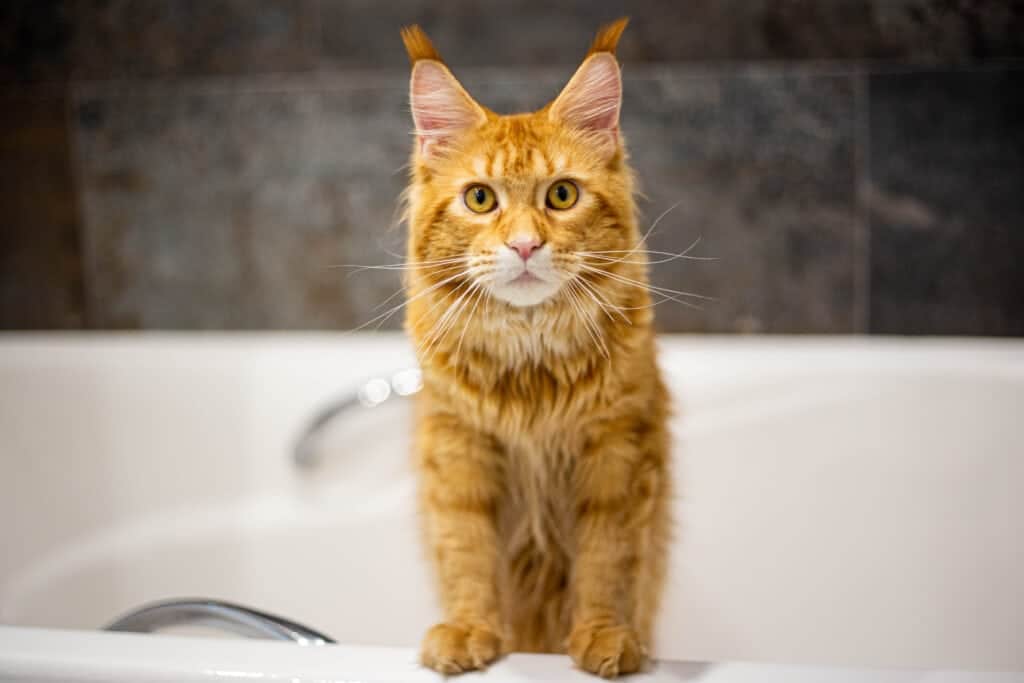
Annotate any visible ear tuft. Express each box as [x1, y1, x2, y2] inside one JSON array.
[[403, 25, 485, 158], [409, 60, 486, 158], [587, 17, 629, 57], [548, 19, 628, 157], [548, 52, 622, 154], [401, 25, 443, 64]]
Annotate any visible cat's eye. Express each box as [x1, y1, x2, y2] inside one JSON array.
[[546, 180, 579, 210], [464, 184, 497, 213]]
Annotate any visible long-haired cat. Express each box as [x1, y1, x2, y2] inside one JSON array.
[[400, 18, 671, 678]]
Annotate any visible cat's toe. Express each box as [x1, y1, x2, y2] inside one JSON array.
[[421, 622, 502, 674], [568, 622, 646, 678]]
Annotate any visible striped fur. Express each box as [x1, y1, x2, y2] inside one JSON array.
[[403, 18, 671, 679]]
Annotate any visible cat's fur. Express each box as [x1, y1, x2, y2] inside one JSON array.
[[401, 19, 671, 678]]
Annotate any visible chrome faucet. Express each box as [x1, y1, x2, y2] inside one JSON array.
[[292, 367, 422, 467], [106, 598, 334, 645]]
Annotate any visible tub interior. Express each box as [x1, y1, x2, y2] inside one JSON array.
[[1, 335, 1022, 671]]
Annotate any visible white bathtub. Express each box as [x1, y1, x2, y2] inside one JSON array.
[[0, 334, 1021, 682]]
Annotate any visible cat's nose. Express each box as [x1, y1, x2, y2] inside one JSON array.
[[506, 238, 543, 261]]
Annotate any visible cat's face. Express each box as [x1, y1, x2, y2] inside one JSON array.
[[403, 22, 640, 313], [410, 112, 634, 307]]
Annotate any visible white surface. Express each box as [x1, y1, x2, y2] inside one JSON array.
[[0, 334, 1022, 681], [0, 626, 1020, 683]]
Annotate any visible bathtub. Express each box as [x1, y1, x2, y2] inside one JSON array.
[[0, 334, 1021, 682]]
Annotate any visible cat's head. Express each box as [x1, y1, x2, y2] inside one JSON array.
[[402, 19, 642, 316]]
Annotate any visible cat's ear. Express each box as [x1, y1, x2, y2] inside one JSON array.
[[401, 25, 487, 159], [548, 18, 628, 156]]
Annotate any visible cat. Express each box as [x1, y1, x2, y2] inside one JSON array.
[[400, 18, 671, 678]]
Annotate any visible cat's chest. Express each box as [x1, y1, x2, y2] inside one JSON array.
[[455, 369, 607, 442], [497, 441, 578, 558]]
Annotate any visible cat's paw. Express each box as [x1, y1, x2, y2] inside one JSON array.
[[567, 622, 647, 678], [420, 621, 502, 675]]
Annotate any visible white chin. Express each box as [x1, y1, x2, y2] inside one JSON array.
[[489, 279, 561, 307]]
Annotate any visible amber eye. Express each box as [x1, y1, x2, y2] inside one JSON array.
[[546, 180, 579, 210], [464, 184, 497, 213]]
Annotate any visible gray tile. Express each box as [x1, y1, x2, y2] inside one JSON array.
[[623, 69, 863, 333], [409, 67, 863, 334], [72, 0, 317, 79], [73, 66, 863, 333], [6, 0, 1022, 87], [73, 82, 409, 329], [0, 90, 87, 329], [319, 0, 630, 70], [868, 67, 1024, 336], [319, 0, 1024, 68], [870, 0, 1024, 62], [456, 68, 863, 333]]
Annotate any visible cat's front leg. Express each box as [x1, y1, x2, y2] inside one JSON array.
[[568, 424, 666, 678], [417, 411, 505, 674]]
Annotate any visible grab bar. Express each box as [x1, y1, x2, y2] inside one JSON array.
[[105, 598, 335, 645], [293, 367, 422, 468]]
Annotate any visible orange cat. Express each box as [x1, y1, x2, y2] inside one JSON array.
[[401, 19, 671, 678]]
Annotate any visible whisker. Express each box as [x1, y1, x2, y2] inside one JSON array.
[[414, 284, 467, 360], [580, 250, 715, 260], [417, 276, 471, 325], [577, 237, 717, 265], [560, 281, 593, 351], [427, 286, 479, 361], [635, 201, 682, 248], [576, 267, 708, 312], [559, 202, 685, 274], [330, 256, 467, 269], [571, 274, 631, 325], [574, 282, 611, 359], [346, 268, 467, 333], [419, 279, 479, 361], [330, 256, 468, 275], [580, 253, 716, 266], [454, 283, 488, 361], [420, 278, 472, 340], [370, 262, 466, 312], [416, 268, 494, 356], [578, 263, 715, 302], [564, 279, 609, 359], [371, 285, 407, 313]]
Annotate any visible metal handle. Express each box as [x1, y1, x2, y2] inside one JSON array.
[[293, 367, 422, 468], [106, 598, 335, 645]]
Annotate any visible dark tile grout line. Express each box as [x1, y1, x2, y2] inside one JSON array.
[[853, 68, 872, 335], [310, 0, 323, 71], [61, 81, 96, 330], [53, 58, 1024, 100], [5, 54, 1024, 94]]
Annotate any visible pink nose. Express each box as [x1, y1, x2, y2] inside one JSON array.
[[507, 238, 542, 261]]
